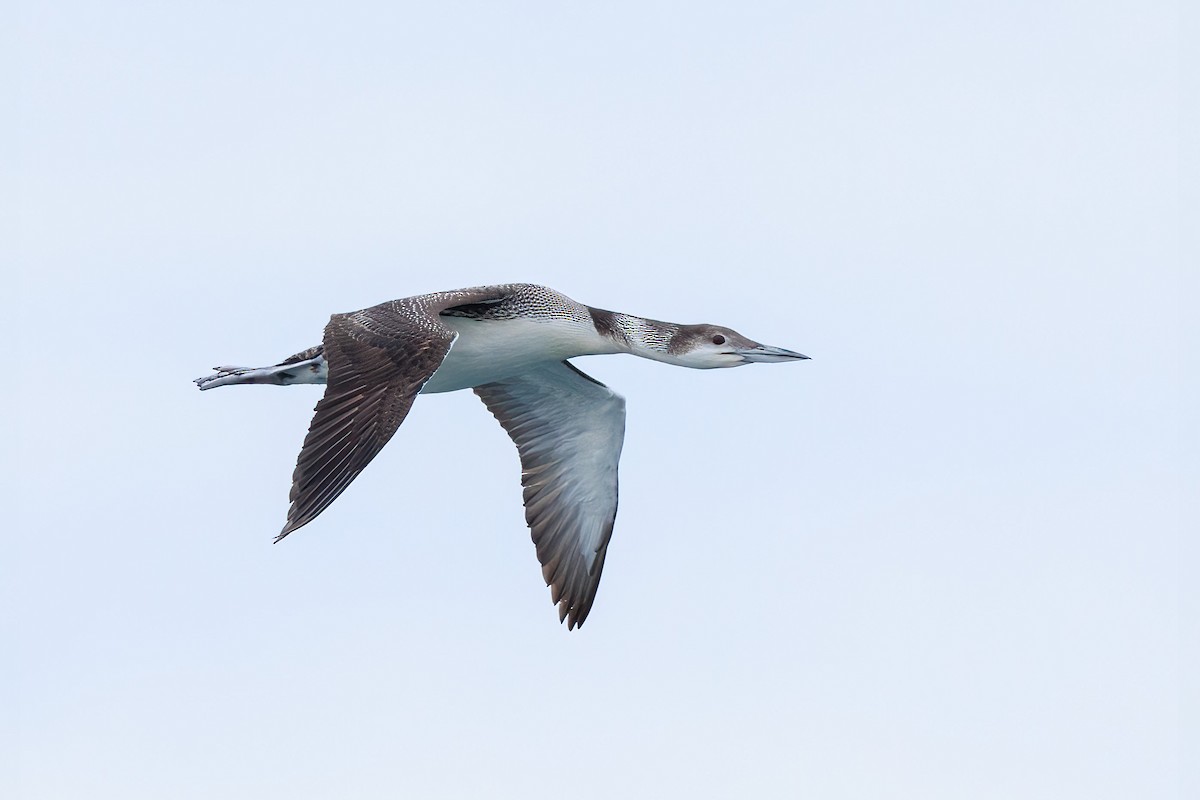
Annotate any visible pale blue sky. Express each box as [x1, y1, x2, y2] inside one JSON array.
[[10, 2, 1189, 798]]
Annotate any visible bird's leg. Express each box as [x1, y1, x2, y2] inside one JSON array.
[[194, 353, 328, 390]]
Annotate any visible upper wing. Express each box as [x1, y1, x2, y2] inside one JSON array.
[[278, 288, 519, 540], [475, 361, 626, 629]]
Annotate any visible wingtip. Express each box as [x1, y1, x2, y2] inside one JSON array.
[[557, 602, 586, 630], [562, 605, 588, 631]]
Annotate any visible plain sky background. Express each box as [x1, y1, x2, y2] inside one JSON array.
[[8, 2, 1191, 798]]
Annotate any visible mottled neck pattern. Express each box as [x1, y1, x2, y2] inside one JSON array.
[[588, 307, 681, 356]]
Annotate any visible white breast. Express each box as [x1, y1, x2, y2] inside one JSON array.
[[419, 316, 612, 394]]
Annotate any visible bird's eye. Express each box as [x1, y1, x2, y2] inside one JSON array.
[[711, 334, 726, 345]]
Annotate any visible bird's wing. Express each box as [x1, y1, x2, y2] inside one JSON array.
[[475, 361, 626, 629], [278, 288, 518, 540]]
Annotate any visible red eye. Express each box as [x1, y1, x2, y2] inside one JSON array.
[[712, 334, 726, 345]]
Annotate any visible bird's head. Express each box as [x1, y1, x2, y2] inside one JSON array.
[[663, 324, 810, 369]]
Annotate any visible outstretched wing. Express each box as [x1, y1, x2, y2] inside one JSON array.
[[475, 361, 626, 629], [279, 287, 519, 540]]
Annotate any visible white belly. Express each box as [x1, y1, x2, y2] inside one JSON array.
[[419, 316, 606, 394]]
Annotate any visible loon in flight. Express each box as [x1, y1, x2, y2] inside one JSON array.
[[196, 283, 808, 628]]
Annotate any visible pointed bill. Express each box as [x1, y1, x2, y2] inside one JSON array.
[[736, 344, 810, 363]]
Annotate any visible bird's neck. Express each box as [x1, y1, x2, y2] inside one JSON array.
[[587, 307, 683, 364]]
